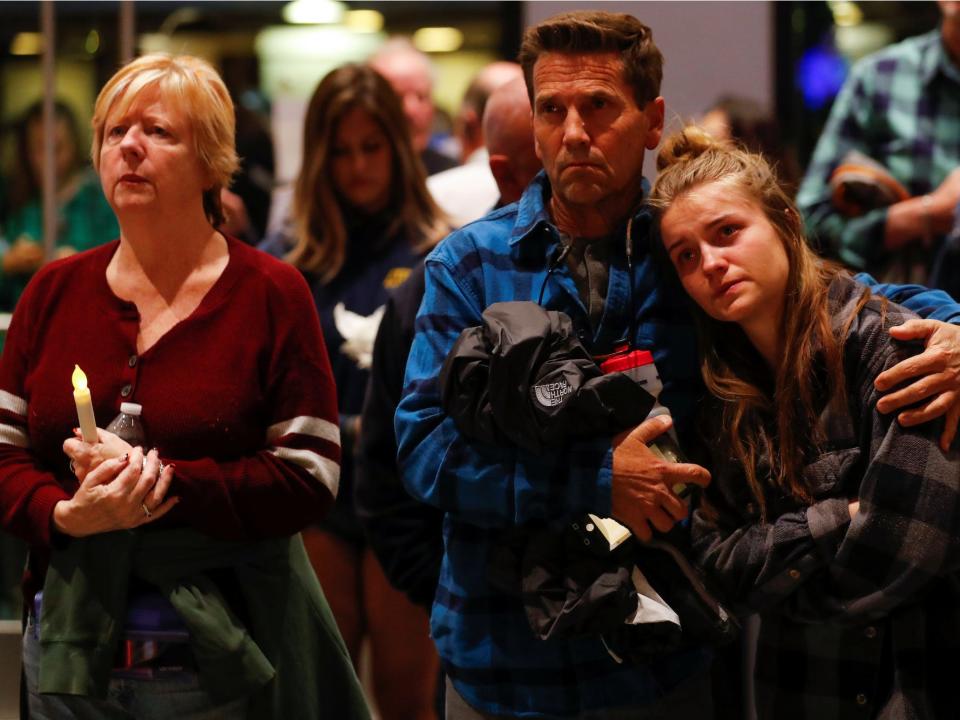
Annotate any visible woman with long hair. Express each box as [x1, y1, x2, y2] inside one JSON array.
[[263, 63, 448, 719], [650, 127, 960, 719], [0, 100, 118, 310]]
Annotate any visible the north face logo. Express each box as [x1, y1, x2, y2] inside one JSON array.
[[533, 380, 572, 407]]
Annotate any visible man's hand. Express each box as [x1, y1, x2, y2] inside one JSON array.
[[875, 318, 960, 451], [610, 414, 711, 542], [886, 169, 960, 251]]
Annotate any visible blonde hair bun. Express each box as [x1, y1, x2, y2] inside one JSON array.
[[656, 126, 725, 172]]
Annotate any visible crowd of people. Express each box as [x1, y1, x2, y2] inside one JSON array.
[[0, 5, 959, 720]]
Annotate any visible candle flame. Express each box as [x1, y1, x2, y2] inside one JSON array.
[[72, 365, 88, 392]]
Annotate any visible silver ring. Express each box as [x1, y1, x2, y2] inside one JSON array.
[[69, 460, 76, 475], [141, 502, 152, 518]]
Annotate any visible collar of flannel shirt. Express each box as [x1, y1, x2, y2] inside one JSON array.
[[919, 27, 960, 86], [507, 171, 655, 270]]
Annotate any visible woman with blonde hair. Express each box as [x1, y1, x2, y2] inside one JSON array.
[[262, 62, 448, 719], [650, 127, 960, 718], [0, 53, 367, 718]]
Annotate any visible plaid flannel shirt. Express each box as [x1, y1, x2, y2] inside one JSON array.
[[396, 171, 960, 718], [692, 275, 960, 719], [796, 28, 960, 273]]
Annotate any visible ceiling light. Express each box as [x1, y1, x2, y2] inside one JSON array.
[[412, 27, 463, 53], [10, 32, 42, 56], [828, 1, 863, 28], [283, 0, 345, 25], [85, 30, 101, 55], [343, 9, 384, 33]]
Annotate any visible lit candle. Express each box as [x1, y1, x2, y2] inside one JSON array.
[[71, 365, 98, 443]]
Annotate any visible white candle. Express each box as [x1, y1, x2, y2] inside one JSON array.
[[71, 365, 98, 443]]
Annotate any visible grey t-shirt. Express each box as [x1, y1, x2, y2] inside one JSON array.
[[562, 233, 614, 331]]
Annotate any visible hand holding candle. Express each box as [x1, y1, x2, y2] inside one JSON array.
[[72, 364, 98, 443]]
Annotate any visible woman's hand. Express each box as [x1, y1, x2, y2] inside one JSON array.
[[875, 319, 960, 451], [52, 447, 177, 538], [63, 427, 134, 482]]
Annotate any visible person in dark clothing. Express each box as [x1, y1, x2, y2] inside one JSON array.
[[354, 75, 541, 611], [420, 146, 458, 177], [260, 63, 449, 720], [219, 106, 276, 245], [355, 263, 435, 605], [223, 101, 275, 243]]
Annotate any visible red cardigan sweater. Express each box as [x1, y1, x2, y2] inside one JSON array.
[[0, 238, 340, 598]]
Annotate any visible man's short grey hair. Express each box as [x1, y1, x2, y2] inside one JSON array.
[[368, 37, 437, 85]]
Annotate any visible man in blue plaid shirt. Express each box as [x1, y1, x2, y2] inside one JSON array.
[[397, 10, 960, 719], [797, 2, 960, 289]]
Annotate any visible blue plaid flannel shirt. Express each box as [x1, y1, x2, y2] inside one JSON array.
[[396, 172, 960, 718]]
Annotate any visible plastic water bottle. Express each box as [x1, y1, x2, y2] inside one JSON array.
[[106, 402, 146, 447], [600, 349, 689, 498]]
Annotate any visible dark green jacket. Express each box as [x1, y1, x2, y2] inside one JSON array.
[[39, 528, 369, 719]]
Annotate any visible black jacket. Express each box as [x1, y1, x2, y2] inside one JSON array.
[[439, 301, 655, 455], [440, 301, 736, 657], [354, 262, 444, 608]]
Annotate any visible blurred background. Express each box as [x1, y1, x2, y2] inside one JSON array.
[[0, 1, 942, 190]]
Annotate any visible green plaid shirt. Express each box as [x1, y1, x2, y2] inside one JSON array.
[[796, 28, 960, 272]]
